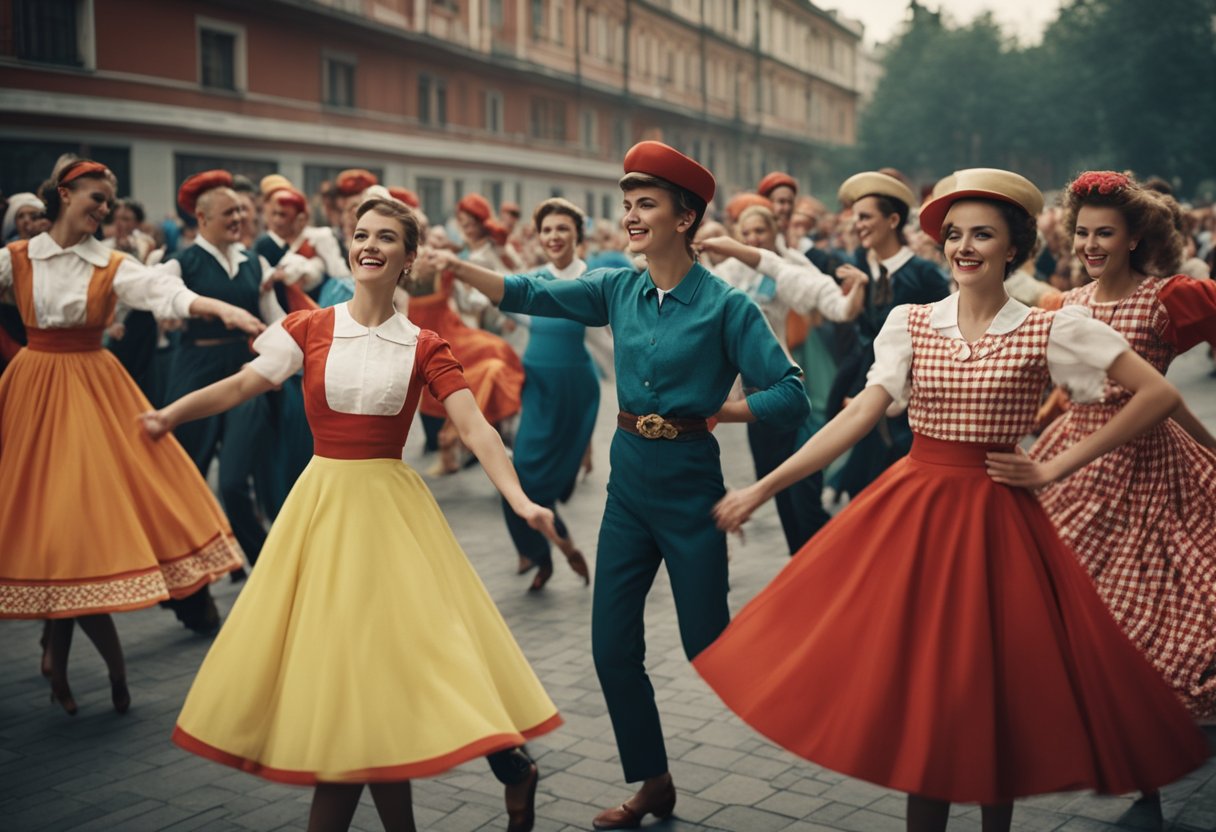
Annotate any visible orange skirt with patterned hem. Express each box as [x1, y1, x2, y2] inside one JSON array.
[[0, 343, 244, 618], [172, 713, 564, 786]]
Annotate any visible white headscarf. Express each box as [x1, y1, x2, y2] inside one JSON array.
[[3, 193, 45, 241]]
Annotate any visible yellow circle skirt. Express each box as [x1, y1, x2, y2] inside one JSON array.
[[173, 456, 561, 784]]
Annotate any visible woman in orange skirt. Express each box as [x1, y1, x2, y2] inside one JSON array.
[[407, 193, 524, 475], [697, 169, 1208, 832], [0, 160, 262, 714]]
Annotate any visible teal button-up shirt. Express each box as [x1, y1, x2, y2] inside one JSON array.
[[501, 263, 809, 429]]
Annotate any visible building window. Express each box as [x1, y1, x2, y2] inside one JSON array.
[[488, 181, 504, 211], [198, 18, 244, 92], [531, 0, 545, 40], [611, 118, 630, 157], [529, 98, 566, 142], [485, 90, 504, 134], [418, 74, 447, 126], [601, 194, 612, 220], [553, 2, 565, 44], [579, 108, 597, 151], [13, 0, 92, 68], [323, 54, 356, 109], [417, 177, 445, 221], [489, 0, 504, 27]]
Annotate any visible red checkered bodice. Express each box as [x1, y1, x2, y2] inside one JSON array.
[[907, 304, 1054, 443], [1060, 277, 1174, 407]]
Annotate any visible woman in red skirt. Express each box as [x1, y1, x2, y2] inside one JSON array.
[[1028, 171, 1216, 719], [696, 168, 1209, 832]]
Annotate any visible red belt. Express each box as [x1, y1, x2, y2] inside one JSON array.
[[617, 411, 709, 440]]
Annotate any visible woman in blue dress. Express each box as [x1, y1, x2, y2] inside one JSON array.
[[502, 198, 600, 590]]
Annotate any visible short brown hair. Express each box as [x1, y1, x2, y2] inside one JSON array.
[[356, 197, 420, 254], [533, 197, 586, 243], [1062, 171, 1183, 276]]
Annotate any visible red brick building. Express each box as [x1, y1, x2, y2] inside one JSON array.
[[0, 0, 861, 222]]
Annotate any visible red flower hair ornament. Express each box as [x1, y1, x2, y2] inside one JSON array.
[[1070, 171, 1131, 197]]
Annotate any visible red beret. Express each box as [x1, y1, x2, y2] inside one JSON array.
[[270, 187, 309, 214], [486, 220, 509, 247], [178, 169, 234, 215], [457, 194, 493, 224], [623, 141, 715, 206], [757, 172, 797, 197], [335, 168, 379, 197], [388, 187, 420, 209], [726, 193, 774, 223]]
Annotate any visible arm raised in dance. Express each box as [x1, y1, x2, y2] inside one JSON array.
[[139, 365, 276, 438]]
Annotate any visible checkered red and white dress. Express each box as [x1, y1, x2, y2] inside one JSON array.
[[1032, 275, 1216, 715], [696, 299, 1208, 804]]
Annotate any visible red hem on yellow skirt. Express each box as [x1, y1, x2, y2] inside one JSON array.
[[172, 712, 564, 785], [0, 532, 243, 619]]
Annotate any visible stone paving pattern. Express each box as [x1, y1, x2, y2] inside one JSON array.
[[1, 348, 1213, 832]]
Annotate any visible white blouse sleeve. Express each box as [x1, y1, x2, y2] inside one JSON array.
[[1046, 305, 1130, 403], [865, 304, 914, 409], [757, 249, 851, 321], [247, 320, 304, 385], [0, 248, 12, 305], [276, 251, 326, 292], [257, 256, 288, 324], [110, 256, 199, 319], [311, 228, 351, 278]]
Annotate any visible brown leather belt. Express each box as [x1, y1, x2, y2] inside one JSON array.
[[617, 411, 709, 440]]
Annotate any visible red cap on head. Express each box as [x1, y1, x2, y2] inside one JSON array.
[[60, 161, 112, 186], [757, 172, 797, 197], [178, 169, 235, 215], [335, 168, 378, 197], [270, 187, 309, 215], [623, 141, 715, 206], [726, 193, 774, 223], [457, 194, 493, 224], [388, 187, 420, 209], [486, 220, 509, 246]]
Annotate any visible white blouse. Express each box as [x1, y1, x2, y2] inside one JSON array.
[[248, 303, 420, 417], [866, 294, 1130, 410], [714, 248, 853, 355], [0, 233, 198, 327]]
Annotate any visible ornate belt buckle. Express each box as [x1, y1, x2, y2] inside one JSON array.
[[636, 413, 678, 439]]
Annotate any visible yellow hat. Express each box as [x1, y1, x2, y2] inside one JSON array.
[[837, 171, 917, 211], [919, 168, 1043, 243], [259, 174, 294, 197]]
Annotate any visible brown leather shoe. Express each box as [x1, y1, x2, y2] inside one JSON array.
[[592, 777, 676, 830]]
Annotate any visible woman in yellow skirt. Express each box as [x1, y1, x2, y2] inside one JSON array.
[[141, 197, 562, 832], [0, 159, 261, 714]]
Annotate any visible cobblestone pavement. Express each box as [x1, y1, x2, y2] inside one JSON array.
[[2, 348, 1214, 832]]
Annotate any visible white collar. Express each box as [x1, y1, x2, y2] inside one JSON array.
[[869, 245, 915, 276], [196, 235, 248, 277], [544, 257, 587, 280], [28, 232, 112, 268], [928, 291, 1032, 335], [332, 302, 419, 346]]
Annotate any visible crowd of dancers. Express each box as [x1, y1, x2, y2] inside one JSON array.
[[1, 142, 1214, 832]]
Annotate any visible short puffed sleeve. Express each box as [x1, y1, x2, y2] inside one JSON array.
[[247, 309, 310, 385], [865, 304, 913, 409], [1158, 275, 1216, 351], [1046, 305, 1130, 403], [417, 331, 470, 402]]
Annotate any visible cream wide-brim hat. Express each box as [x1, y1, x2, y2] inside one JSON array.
[[837, 171, 917, 212], [919, 168, 1044, 243]]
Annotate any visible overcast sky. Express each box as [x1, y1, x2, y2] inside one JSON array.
[[827, 0, 1065, 46]]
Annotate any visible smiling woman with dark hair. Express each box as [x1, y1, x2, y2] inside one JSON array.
[[0, 158, 261, 714], [143, 196, 562, 832], [434, 140, 809, 829]]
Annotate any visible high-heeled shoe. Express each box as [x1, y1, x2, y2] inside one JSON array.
[[528, 564, 554, 592], [49, 679, 77, 716], [505, 762, 538, 832], [110, 676, 130, 715], [592, 775, 676, 830], [563, 549, 591, 586]]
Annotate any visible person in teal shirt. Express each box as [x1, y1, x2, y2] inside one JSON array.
[[430, 141, 809, 830]]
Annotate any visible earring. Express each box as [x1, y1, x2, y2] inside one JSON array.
[[1129, 243, 1137, 251]]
